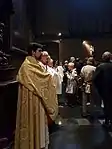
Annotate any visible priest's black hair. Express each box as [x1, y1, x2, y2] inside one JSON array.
[[27, 42, 44, 56]]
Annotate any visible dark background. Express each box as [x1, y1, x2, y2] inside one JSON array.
[[1, 0, 112, 61], [11, 0, 112, 37]]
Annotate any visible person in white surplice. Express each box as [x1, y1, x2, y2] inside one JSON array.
[[56, 62, 64, 99], [47, 58, 60, 96]]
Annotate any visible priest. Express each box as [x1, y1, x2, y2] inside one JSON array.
[[14, 43, 58, 149]]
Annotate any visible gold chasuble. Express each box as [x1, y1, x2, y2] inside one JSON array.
[[14, 56, 58, 149]]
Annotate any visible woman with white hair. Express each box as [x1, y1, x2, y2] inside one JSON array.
[[70, 57, 75, 63], [65, 62, 78, 107]]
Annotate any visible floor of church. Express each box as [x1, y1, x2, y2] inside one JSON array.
[[49, 105, 112, 149], [4, 103, 112, 149]]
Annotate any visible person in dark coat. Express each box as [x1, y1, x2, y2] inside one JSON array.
[[63, 60, 68, 73], [93, 51, 112, 128], [75, 58, 83, 75]]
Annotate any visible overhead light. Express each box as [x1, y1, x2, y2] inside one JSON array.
[[42, 32, 45, 35], [58, 33, 62, 36], [82, 41, 87, 45], [14, 31, 20, 36]]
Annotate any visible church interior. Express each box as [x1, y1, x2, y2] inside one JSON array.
[[0, 0, 112, 149]]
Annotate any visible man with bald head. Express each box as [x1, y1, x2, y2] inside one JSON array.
[[41, 51, 49, 63], [93, 51, 112, 129]]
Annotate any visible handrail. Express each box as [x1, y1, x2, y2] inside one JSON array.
[[11, 46, 28, 55]]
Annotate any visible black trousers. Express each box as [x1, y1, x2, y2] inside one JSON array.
[[103, 98, 112, 123], [48, 122, 60, 134], [66, 93, 76, 106]]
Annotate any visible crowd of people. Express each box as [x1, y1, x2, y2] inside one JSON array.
[[14, 42, 112, 149]]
